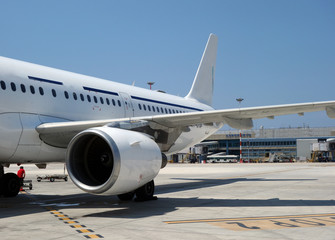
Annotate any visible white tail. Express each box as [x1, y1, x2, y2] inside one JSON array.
[[185, 34, 218, 106]]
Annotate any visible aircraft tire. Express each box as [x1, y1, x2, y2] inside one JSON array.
[[0, 167, 3, 196], [117, 192, 135, 201], [1, 173, 20, 197], [135, 180, 156, 201]]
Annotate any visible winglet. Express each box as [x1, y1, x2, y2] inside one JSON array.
[[185, 34, 218, 106]]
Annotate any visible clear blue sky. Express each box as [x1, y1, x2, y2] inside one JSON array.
[[1, 0, 334, 129]]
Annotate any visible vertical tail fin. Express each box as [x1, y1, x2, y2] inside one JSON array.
[[185, 34, 218, 106]]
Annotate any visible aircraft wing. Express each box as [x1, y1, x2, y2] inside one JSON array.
[[151, 100, 335, 128], [36, 100, 335, 148]]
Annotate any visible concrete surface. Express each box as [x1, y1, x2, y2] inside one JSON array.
[[1, 163, 335, 240]]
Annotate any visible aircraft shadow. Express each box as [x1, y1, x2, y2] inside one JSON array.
[[0, 177, 333, 220], [156, 177, 317, 194], [83, 197, 335, 219]]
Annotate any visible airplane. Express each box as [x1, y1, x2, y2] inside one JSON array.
[[0, 34, 335, 199]]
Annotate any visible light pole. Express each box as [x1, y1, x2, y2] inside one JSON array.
[[236, 98, 244, 105], [236, 98, 244, 163]]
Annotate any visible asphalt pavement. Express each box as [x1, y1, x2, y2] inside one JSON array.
[[1, 162, 335, 240]]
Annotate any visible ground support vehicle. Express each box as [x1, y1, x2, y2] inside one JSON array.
[[37, 174, 68, 182]]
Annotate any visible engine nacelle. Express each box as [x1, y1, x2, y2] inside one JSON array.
[[66, 127, 162, 195]]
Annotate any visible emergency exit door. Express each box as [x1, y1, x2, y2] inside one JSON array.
[[119, 92, 134, 118]]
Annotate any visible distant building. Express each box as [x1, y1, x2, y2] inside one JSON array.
[[191, 126, 335, 162]]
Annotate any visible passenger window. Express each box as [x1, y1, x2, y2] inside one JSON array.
[[161, 107, 163, 113], [165, 108, 168, 114], [64, 91, 69, 99], [80, 94, 85, 101], [21, 84, 26, 93], [87, 95, 91, 102], [106, 98, 110, 105], [100, 97, 104, 104], [30, 86, 35, 94], [93, 96, 97, 103], [156, 107, 160, 112], [73, 92, 77, 100], [0, 81, 6, 90], [11, 82, 16, 91], [169, 109, 172, 114], [172, 110, 175, 113], [138, 104, 142, 110], [52, 89, 57, 97], [118, 100, 121, 107], [39, 87, 44, 95], [143, 105, 147, 111], [112, 99, 116, 106], [152, 106, 155, 112], [148, 105, 151, 111]]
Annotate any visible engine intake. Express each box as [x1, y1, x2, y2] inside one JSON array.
[[66, 127, 162, 195]]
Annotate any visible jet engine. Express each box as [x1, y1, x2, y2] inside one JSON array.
[[66, 127, 162, 196]]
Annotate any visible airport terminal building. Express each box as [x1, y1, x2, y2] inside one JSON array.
[[184, 126, 335, 162]]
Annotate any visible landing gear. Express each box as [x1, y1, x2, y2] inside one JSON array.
[[0, 166, 2, 197], [117, 191, 135, 201], [0, 172, 20, 197], [135, 180, 157, 201], [117, 180, 157, 202]]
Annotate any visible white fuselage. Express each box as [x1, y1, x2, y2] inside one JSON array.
[[0, 56, 219, 164]]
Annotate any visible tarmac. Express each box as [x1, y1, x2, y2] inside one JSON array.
[[1, 162, 335, 240]]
